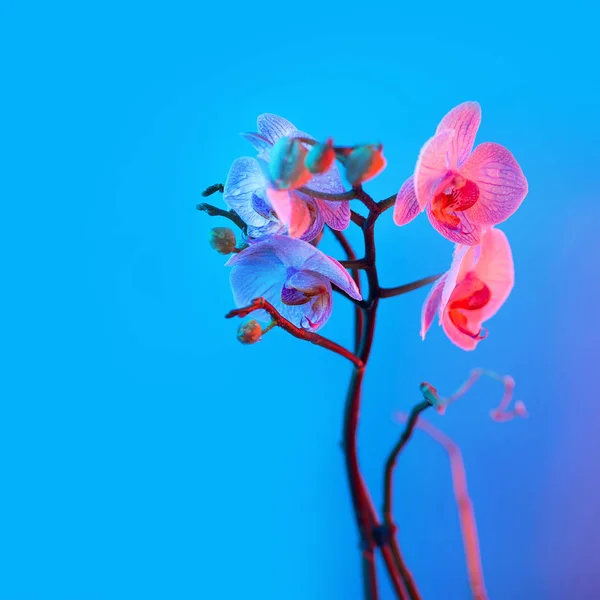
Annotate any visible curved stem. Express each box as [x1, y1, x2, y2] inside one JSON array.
[[380, 274, 443, 299], [197, 202, 246, 231], [225, 298, 363, 368]]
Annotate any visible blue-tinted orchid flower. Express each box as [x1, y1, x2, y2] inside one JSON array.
[[226, 235, 361, 331], [242, 113, 351, 231]]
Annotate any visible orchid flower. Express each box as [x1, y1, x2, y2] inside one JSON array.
[[223, 157, 324, 241], [242, 113, 351, 232], [420, 227, 514, 350], [394, 102, 528, 245], [226, 235, 361, 331]]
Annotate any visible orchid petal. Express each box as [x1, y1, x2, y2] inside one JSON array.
[[435, 102, 481, 168], [264, 236, 361, 300], [415, 129, 455, 210], [425, 201, 482, 246], [461, 142, 528, 226], [440, 309, 481, 351], [393, 176, 420, 226], [470, 228, 514, 322], [227, 246, 287, 323], [240, 132, 273, 161], [257, 113, 299, 144], [420, 275, 447, 340], [440, 244, 472, 314], [223, 157, 270, 228]]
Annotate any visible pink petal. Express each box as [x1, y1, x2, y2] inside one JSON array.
[[265, 187, 293, 229], [415, 129, 455, 210], [440, 244, 473, 314], [440, 310, 481, 351], [435, 102, 482, 168], [287, 195, 312, 239], [461, 142, 528, 226], [393, 176, 420, 226], [316, 199, 351, 231], [264, 188, 314, 239], [420, 275, 447, 339], [425, 201, 482, 246], [470, 227, 514, 322]]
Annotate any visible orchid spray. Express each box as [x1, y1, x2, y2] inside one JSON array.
[[198, 103, 528, 600]]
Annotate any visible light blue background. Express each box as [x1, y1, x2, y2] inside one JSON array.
[[2, 1, 599, 598]]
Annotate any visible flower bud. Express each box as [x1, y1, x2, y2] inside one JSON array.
[[237, 319, 263, 344], [345, 144, 387, 186], [209, 227, 237, 255], [268, 137, 313, 190], [420, 381, 445, 413], [305, 138, 336, 174]]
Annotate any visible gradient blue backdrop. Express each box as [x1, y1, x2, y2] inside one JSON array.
[[2, 1, 599, 598]]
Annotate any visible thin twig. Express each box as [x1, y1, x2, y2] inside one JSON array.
[[225, 298, 363, 368], [329, 227, 365, 353], [380, 274, 443, 299], [201, 183, 224, 197], [382, 400, 431, 600], [298, 186, 357, 202], [378, 194, 397, 213], [197, 202, 246, 231]]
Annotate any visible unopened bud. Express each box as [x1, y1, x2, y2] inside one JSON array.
[[209, 227, 237, 255], [514, 400, 528, 417], [420, 381, 445, 412], [345, 144, 387, 186], [237, 319, 263, 344], [268, 137, 313, 190], [305, 138, 336, 174]]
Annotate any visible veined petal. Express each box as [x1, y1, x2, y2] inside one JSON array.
[[393, 176, 420, 226], [223, 157, 270, 228], [470, 227, 514, 322], [295, 193, 325, 242], [435, 102, 481, 168], [256, 236, 361, 300], [420, 275, 446, 339], [415, 129, 455, 210], [257, 113, 299, 144], [461, 142, 528, 225], [316, 199, 351, 231], [227, 245, 287, 323], [240, 132, 273, 161], [426, 201, 482, 246]]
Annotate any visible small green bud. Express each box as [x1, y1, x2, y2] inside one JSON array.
[[305, 138, 336, 174], [345, 144, 387, 186], [237, 319, 263, 344], [209, 227, 237, 255], [268, 137, 313, 190]]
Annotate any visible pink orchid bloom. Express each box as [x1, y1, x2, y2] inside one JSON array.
[[242, 114, 351, 232], [394, 102, 528, 245], [226, 235, 361, 331], [420, 227, 514, 351]]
